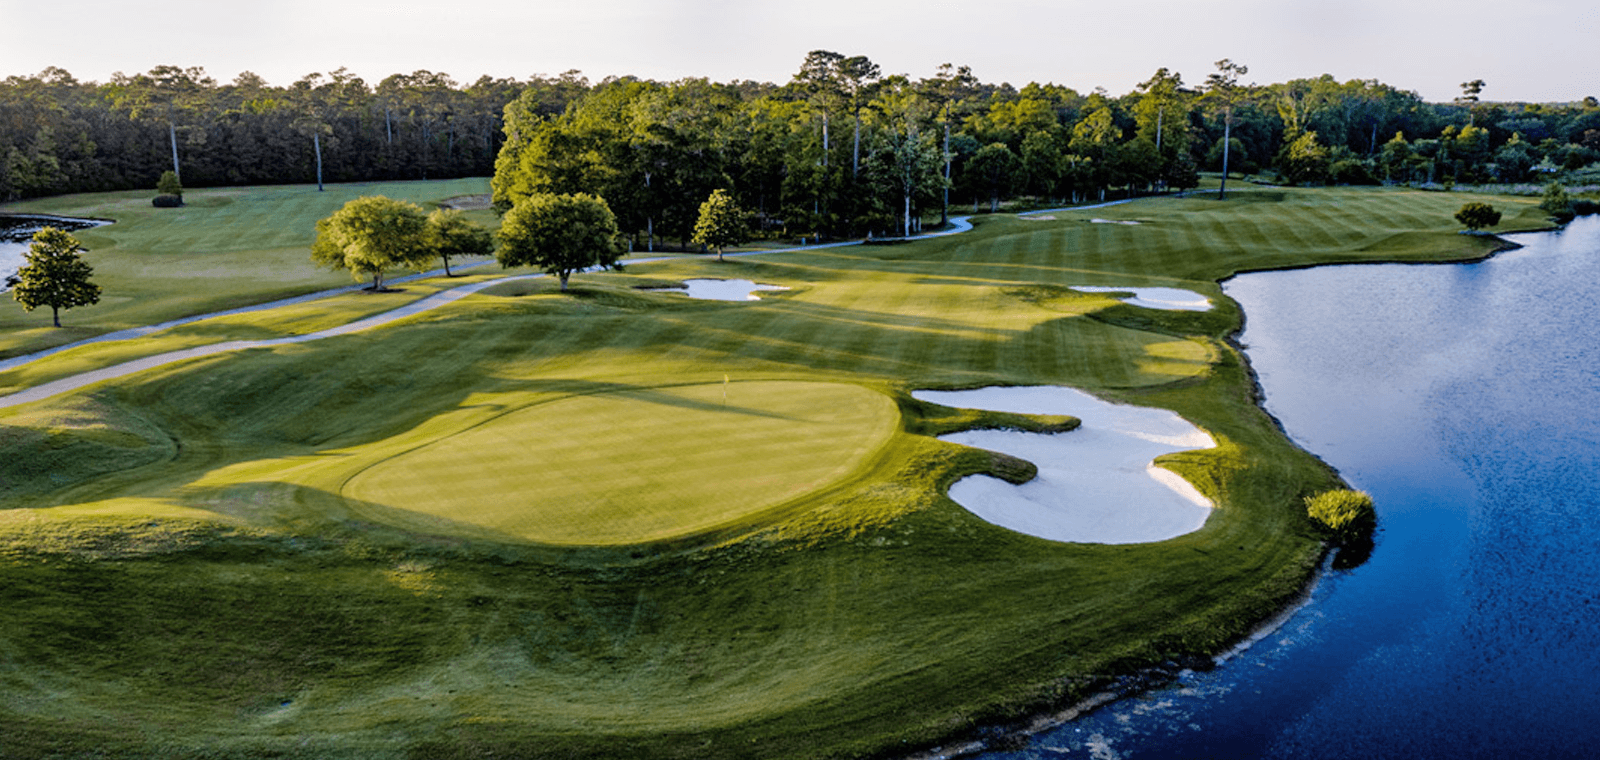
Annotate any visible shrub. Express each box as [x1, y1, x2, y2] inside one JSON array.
[[152, 194, 184, 208], [1571, 198, 1599, 216], [1537, 182, 1574, 223], [1328, 159, 1379, 186], [1305, 489, 1376, 544], [156, 170, 183, 198], [1454, 202, 1501, 230]]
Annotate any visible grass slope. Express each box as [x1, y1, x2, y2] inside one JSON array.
[[0, 184, 1541, 759]]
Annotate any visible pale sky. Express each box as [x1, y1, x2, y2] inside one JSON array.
[[1, 0, 1591, 103]]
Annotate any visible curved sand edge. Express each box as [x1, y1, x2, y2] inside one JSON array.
[[913, 386, 1214, 544]]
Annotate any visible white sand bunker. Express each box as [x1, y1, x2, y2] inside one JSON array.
[[1073, 285, 1211, 312], [1020, 214, 1057, 221], [913, 386, 1215, 544], [1090, 218, 1142, 225], [650, 279, 789, 301]]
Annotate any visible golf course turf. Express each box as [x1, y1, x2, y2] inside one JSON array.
[[0, 180, 1548, 759]]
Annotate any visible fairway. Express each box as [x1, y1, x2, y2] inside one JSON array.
[[345, 380, 898, 544], [0, 182, 1555, 760]]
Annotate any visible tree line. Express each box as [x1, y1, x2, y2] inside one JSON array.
[[5, 59, 1600, 239]]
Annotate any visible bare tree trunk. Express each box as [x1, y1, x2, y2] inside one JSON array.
[[559, 272, 569, 291], [169, 122, 181, 181], [52, 305, 60, 328], [385, 108, 393, 144], [941, 122, 951, 227], [821, 112, 829, 166], [904, 193, 911, 237], [314, 132, 324, 191], [852, 112, 861, 179], [1219, 108, 1233, 200]]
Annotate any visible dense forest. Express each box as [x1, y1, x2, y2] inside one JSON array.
[[4, 57, 1599, 240]]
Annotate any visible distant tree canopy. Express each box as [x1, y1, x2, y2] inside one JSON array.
[[4, 61, 1599, 235]]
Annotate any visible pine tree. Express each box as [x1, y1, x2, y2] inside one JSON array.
[[10, 227, 101, 327]]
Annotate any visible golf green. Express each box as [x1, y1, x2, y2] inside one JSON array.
[[344, 380, 898, 544]]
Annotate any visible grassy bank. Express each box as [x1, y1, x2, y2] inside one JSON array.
[[0, 184, 1539, 759]]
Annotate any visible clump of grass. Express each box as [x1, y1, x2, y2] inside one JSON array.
[[1304, 489, 1376, 543]]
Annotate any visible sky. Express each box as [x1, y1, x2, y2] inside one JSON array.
[[1, 0, 1592, 103]]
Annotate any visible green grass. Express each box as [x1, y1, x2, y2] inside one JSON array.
[[0, 178, 494, 359], [0, 183, 1541, 759], [345, 380, 899, 544]]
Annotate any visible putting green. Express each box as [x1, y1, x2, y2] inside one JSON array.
[[344, 380, 898, 544]]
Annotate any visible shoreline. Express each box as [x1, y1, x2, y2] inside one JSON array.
[[892, 228, 1540, 760]]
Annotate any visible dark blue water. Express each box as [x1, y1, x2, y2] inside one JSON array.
[[980, 216, 1600, 759]]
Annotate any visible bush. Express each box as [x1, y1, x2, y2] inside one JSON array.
[[152, 194, 184, 208], [1454, 202, 1501, 230], [1539, 182, 1572, 218], [156, 170, 183, 198], [1328, 160, 1380, 186], [1305, 489, 1376, 544], [1571, 198, 1599, 216]]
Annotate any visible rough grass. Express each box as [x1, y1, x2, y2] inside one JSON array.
[[0, 183, 1538, 759]]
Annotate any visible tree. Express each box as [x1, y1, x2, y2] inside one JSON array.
[[497, 192, 622, 290], [1203, 59, 1250, 199], [967, 142, 1023, 212], [919, 63, 978, 226], [836, 55, 882, 179], [424, 208, 494, 276], [1455, 202, 1501, 231], [10, 227, 100, 327], [1539, 181, 1573, 219], [310, 196, 432, 291], [157, 170, 182, 197], [154, 170, 184, 207], [1278, 130, 1331, 185], [691, 189, 748, 261]]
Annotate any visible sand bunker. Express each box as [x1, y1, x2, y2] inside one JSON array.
[[1089, 218, 1142, 225], [1020, 215, 1057, 221], [649, 279, 789, 301], [1073, 285, 1211, 312], [913, 386, 1214, 544]]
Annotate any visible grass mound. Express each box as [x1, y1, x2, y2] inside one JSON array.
[[345, 380, 898, 544]]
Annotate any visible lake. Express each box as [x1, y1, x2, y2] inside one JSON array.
[[0, 214, 106, 286], [978, 215, 1600, 759]]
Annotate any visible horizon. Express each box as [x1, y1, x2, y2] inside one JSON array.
[[2, 0, 1593, 104]]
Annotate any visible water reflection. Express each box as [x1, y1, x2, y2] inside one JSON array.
[[979, 216, 1600, 759]]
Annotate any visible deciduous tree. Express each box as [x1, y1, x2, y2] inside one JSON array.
[[310, 196, 432, 291], [10, 227, 100, 327], [691, 188, 747, 261], [424, 208, 494, 276], [497, 192, 622, 290]]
